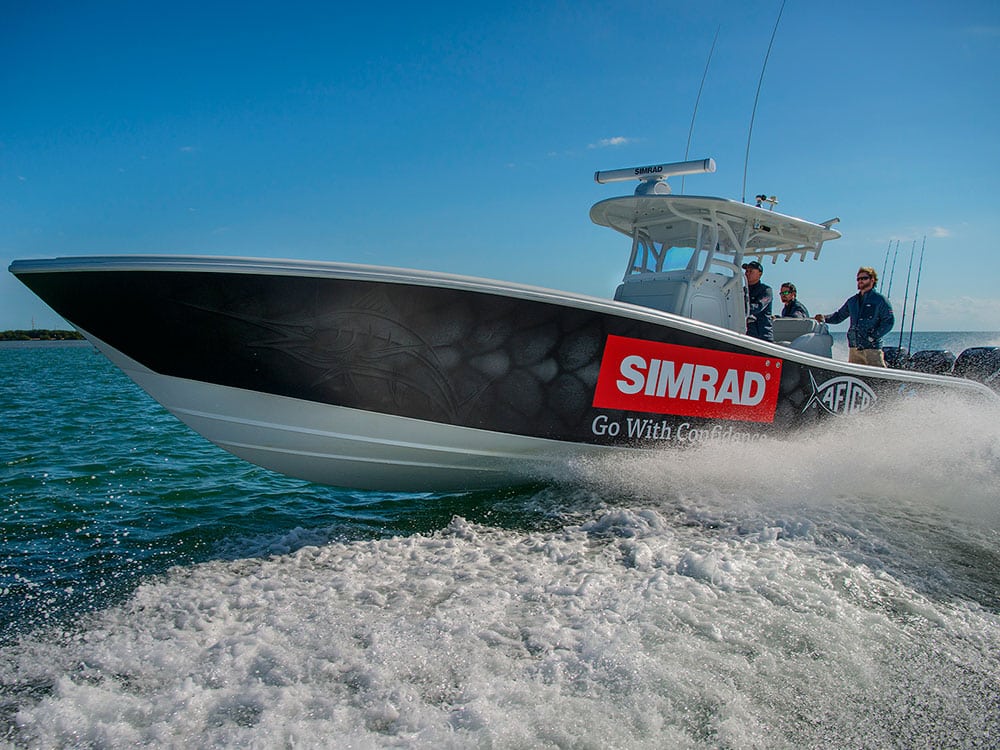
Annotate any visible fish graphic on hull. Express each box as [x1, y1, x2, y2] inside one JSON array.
[[802, 372, 877, 415]]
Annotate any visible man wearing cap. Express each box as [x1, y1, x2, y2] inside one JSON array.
[[742, 260, 773, 341], [814, 266, 894, 367]]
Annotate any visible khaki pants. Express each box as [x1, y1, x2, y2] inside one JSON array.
[[849, 347, 886, 367]]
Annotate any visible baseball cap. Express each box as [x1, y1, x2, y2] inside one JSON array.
[[742, 260, 763, 272]]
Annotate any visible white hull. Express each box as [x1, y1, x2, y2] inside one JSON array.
[[94, 333, 612, 490]]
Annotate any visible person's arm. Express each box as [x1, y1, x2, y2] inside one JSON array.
[[819, 299, 850, 324], [748, 287, 772, 320], [871, 296, 895, 341]]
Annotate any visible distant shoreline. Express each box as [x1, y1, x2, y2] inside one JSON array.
[[0, 329, 84, 342], [0, 339, 92, 349]]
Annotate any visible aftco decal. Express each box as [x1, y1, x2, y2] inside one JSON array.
[[802, 372, 877, 415]]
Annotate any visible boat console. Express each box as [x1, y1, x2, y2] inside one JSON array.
[[771, 317, 833, 357]]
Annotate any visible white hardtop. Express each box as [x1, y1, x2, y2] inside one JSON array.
[[589, 159, 841, 344], [590, 193, 841, 263]]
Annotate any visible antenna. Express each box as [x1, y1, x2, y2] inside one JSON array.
[[681, 26, 720, 195], [741, 0, 787, 203]]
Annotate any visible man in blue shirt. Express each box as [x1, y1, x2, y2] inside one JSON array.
[[815, 266, 894, 367], [743, 260, 773, 341], [778, 282, 809, 318]]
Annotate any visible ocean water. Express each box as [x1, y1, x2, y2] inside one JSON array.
[[2, 334, 999, 748]]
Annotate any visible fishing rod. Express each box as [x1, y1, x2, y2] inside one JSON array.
[[741, 0, 787, 203], [886, 239, 900, 300], [880, 239, 893, 288], [896, 240, 916, 349], [681, 25, 720, 195], [907, 235, 927, 351]]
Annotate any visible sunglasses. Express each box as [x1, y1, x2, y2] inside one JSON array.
[[856, 275, 872, 281], [779, 291, 793, 295]]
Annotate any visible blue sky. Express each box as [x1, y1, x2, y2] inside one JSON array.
[[3, 0, 999, 331]]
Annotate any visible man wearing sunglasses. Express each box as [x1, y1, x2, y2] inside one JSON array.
[[778, 282, 809, 318], [814, 266, 895, 367]]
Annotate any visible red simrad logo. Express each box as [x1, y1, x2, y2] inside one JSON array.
[[593, 335, 782, 423]]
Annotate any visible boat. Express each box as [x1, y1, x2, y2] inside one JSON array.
[[10, 158, 999, 491]]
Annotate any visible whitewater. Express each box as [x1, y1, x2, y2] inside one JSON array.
[[2, 344, 999, 748]]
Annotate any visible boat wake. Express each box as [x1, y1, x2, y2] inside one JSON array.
[[567, 390, 998, 510], [563, 391, 1000, 606], [2, 395, 998, 747]]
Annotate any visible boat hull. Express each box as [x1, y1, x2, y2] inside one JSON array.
[[10, 256, 996, 490], [87, 337, 612, 489]]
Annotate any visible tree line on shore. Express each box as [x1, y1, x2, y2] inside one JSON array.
[[0, 329, 84, 341]]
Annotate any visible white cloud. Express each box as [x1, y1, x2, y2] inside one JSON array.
[[588, 136, 635, 149], [913, 296, 1000, 332], [884, 226, 951, 243], [965, 25, 1000, 37]]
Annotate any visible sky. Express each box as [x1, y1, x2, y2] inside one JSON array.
[[3, 0, 999, 331]]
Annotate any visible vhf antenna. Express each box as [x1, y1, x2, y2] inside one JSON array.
[[741, 0, 787, 203], [681, 26, 720, 195]]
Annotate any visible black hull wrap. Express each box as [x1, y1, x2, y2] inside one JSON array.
[[20, 270, 936, 446]]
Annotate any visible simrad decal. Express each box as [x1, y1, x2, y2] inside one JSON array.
[[802, 372, 877, 415], [592, 335, 782, 423]]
